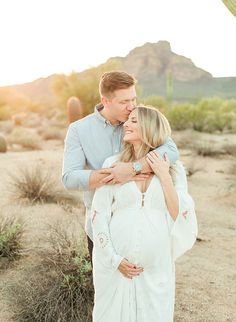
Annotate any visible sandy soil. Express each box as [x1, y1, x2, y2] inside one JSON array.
[[0, 131, 235, 322]]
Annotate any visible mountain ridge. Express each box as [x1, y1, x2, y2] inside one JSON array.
[[2, 41, 236, 106]]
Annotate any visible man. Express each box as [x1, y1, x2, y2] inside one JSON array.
[[62, 71, 179, 266]]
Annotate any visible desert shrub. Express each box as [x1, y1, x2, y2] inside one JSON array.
[[0, 88, 39, 121], [9, 127, 42, 150], [0, 120, 14, 134], [0, 105, 12, 120], [140, 95, 168, 110], [222, 143, 236, 156], [185, 159, 203, 177], [160, 97, 236, 133], [192, 97, 236, 133], [194, 142, 223, 157], [0, 134, 7, 152], [53, 59, 121, 116], [167, 103, 194, 130], [40, 127, 64, 140], [229, 162, 236, 176], [9, 226, 93, 322], [0, 215, 24, 262], [9, 165, 81, 206]]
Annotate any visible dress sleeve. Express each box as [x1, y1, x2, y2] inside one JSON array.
[[167, 161, 198, 261], [91, 184, 124, 270]]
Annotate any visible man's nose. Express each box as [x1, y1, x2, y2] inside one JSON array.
[[127, 102, 135, 111]]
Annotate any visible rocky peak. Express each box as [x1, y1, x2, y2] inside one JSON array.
[[120, 40, 212, 82]]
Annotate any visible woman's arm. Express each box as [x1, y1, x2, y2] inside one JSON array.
[[146, 151, 197, 260]]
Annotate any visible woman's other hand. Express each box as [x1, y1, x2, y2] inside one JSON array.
[[146, 151, 170, 179]]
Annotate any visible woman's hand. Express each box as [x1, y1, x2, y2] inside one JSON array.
[[146, 151, 170, 179], [118, 258, 144, 279]]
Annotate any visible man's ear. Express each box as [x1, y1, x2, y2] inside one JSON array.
[[101, 95, 110, 106]]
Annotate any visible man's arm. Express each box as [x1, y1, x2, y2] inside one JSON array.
[[140, 136, 179, 173], [101, 136, 179, 184], [62, 122, 109, 191]]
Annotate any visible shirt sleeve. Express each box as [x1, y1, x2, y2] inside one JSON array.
[[166, 161, 198, 261], [154, 136, 179, 164], [62, 122, 92, 191], [91, 185, 124, 270]]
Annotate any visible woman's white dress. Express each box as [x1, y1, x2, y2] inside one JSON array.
[[91, 156, 198, 322]]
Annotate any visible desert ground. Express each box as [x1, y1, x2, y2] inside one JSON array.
[[0, 127, 235, 322]]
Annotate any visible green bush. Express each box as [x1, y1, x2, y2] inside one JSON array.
[[9, 226, 93, 322], [167, 103, 194, 130], [0, 216, 24, 261]]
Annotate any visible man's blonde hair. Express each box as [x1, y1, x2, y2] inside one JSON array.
[[99, 71, 136, 98], [120, 105, 171, 162]]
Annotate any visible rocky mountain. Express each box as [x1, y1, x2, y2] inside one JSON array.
[[2, 41, 236, 105], [109, 41, 212, 82]]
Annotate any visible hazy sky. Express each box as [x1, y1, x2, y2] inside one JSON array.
[[0, 0, 235, 86]]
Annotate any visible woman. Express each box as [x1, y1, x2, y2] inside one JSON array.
[[91, 105, 197, 322]]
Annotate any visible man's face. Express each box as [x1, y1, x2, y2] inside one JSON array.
[[102, 85, 137, 123]]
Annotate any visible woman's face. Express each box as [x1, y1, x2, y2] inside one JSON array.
[[123, 109, 142, 144]]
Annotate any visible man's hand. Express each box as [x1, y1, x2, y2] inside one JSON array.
[[100, 162, 150, 184], [118, 258, 144, 279]]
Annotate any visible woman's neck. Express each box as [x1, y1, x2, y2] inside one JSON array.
[[132, 143, 142, 159]]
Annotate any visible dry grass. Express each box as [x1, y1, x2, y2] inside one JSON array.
[[8, 165, 81, 206], [6, 225, 93, 322], [194, 142, 224, 157]]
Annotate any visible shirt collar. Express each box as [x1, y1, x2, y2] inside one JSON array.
[[94, 103, 123, 127]]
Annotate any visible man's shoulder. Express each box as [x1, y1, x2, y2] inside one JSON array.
[[69, 113, 97, 130]]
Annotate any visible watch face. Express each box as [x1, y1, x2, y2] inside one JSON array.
[[135, 163, 142, 171], [134, 162, 142, 172]]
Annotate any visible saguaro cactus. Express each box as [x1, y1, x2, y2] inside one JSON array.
[[166, 70, 173, 103], [0, 135, 7, 152], [66, 96, 83, 124], [222, 0, 236, 16]]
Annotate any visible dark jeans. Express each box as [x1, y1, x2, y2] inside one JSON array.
[[87, 235, 93, 266]]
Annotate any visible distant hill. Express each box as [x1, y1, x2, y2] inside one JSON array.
[[2, 41, 236, 106]]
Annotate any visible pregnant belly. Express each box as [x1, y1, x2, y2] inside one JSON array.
[[109, 208, 171, 268]]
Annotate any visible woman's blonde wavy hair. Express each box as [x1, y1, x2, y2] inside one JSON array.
[[119, 105, 171, 162]]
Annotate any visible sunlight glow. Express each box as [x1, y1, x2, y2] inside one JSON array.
[[0, 0, 235, 86]]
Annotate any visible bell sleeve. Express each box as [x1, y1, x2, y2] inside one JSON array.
[[167, 161, 198, 261], [91, 155, 124, 271]]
